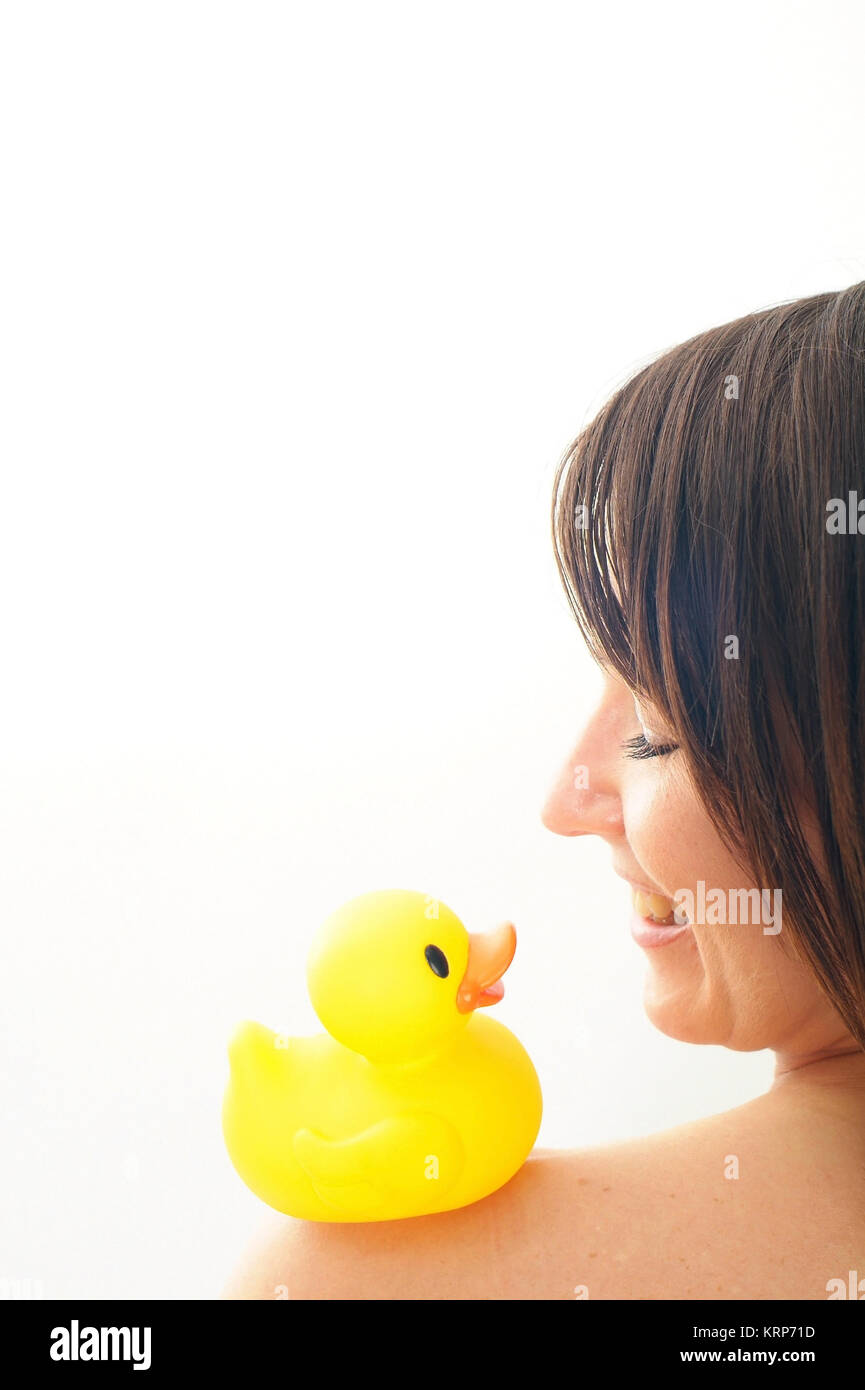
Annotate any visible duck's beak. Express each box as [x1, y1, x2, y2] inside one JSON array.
[[456, 922, 517, 1013]]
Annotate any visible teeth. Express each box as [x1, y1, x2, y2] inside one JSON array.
[[633, 888, 677, 925]]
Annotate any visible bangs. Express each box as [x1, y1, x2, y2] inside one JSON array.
[[551, 323, 758, 745]]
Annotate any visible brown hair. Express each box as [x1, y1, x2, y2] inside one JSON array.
[[551, 281, 865, 1051]]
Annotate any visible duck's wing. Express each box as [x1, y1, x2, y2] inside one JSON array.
[[292, 1113, 465, 1216]]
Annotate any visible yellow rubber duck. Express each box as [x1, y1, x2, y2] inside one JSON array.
[[222, 889, 543, 1221]]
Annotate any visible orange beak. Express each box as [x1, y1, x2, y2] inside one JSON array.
[[456, 922, 517, 1014]]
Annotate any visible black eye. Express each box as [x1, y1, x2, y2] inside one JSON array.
[[424, 944, 449, 978]]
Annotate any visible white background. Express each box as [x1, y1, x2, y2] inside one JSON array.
[[1, 1, 862, 1298]]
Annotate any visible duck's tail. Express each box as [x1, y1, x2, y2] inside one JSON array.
[[227, 1019, 292, 1085]]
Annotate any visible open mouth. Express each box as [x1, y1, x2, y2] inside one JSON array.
[[632, 888, 686, 926], [630, 887, 692, 949]]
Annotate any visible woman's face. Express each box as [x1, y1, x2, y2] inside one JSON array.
[[542, 671, 850, 1058]]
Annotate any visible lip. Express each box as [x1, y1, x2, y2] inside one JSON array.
[[613, 868, 667, 896], [630, 909, 691, 949]]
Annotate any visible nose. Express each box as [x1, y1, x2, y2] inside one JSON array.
[[541, 688, 627, 839]]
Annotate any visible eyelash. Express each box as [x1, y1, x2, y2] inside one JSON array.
[[621, 733, 679, 760]]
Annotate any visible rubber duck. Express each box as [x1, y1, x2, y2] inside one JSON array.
[[222, 889, 542, 1221]]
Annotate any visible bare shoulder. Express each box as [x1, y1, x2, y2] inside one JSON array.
[[221, 1110, 862, 1300], [220, 1148, 570, 1301]]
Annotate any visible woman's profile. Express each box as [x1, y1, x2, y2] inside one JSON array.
[[225, 281, 865, 1300]]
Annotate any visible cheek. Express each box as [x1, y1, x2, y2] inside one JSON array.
[[625, 767, 788, 982], [620, 759, 835, 1048], [622, 764, 716, 896]]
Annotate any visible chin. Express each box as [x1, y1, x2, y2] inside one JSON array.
[[643, 992, 714, 1043]]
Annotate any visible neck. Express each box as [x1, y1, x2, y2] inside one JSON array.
[[771, 1040, 865, 1092]]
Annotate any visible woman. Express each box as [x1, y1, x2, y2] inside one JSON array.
[[225, 282, 865, 1299]]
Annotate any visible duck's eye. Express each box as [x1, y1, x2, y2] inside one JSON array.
[[424, 944, 449, 978]]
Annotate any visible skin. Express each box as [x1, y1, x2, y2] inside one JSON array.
[[223, 672, 865, 1300]]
